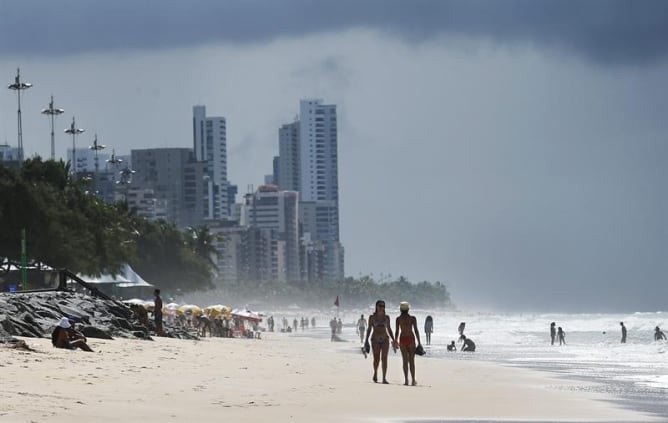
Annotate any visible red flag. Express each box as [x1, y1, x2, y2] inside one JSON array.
[[334, 295, 339, 307]]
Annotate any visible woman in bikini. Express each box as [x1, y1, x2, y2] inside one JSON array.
[[364, 300, 397, 384], [394, 301, 421, 386]]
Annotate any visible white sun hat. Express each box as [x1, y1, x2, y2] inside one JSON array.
[[58, 317, 71, 328]]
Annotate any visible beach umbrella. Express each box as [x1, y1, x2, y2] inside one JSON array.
[[203, 304, 231, 318], [177, 304, 202, 316], [123, 298, 146, 306], [163, 302, 180, 315], [231, 308, 262, 323]]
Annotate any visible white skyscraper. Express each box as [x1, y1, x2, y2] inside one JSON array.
[[299, 99, 338, 205], [193, 105, 229, 220], [277, 99, 344, 281]]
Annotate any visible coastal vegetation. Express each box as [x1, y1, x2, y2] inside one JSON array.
[[218, 275, 453, 310], [0, 159, 453, 309], [0, 159, 214, 290]]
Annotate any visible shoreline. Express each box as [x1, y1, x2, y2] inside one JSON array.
[[1, 332, 660, 422]]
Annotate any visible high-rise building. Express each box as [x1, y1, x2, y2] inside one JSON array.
[[276, 99, 344, 282], [241, 185, 300, 283], [130, 148, 206, 229], [193, 105, 229, 220], [67, 147, 110, 173], [277, 121, 300, 192], [299, 99, 338, 206]]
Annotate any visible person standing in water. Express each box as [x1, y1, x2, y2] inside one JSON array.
[[364, 300, 397, 384], [395, 301, 422, 386], [550, 322, 556, 345], [424, 315, 433, 346], [620, 322, 627, 343], [655, 326, 667, 341], [557, 326, 566, 345]]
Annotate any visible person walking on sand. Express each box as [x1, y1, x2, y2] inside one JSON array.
[[357, 314, 367, 344], [395, 301, 422, 386], [550, 322, 556, 345], [153, 289, 164, 336], [424, 315, 433, 346], [330, 317, 338, 341], [558, 326, 566, 345], [364, 300, 397, 384], [655, 326, 666, 341], [620, 322, 627, 343]]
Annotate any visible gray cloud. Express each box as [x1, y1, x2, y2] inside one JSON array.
[[1, 0, 667, 65]]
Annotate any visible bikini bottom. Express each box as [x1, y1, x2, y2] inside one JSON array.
[[400, 335, 415, 347]]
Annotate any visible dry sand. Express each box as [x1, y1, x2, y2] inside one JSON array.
[[0, 332, 658, 422]]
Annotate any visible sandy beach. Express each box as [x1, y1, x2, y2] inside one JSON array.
[[0, 332, 658, 423]]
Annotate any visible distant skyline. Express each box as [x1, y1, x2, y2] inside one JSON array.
[[1, 1, 667, 312]]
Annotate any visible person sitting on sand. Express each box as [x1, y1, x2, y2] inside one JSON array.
[[394, 301, 422, 386], [460, 335, 476, 352], [52, 318, 93, 352], [447, 341, 456, 352], [364, 299, 397, 384]]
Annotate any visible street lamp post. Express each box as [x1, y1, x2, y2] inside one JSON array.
[[117, 167, 136, 202], [89, 134, 106, 174], [41, 96, 64, 160], [106, 149, 123, 183], [64, 117, 84, 176], [7, 68, 32, 163]]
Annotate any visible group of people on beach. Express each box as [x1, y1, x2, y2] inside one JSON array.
[[552, 321, 667, 345], [361, 300, 476, 386], [362, 300, 421, 386], [550, 322, 567, 345]]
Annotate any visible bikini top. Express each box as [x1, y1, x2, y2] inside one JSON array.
[[372, 314, 386, 328]]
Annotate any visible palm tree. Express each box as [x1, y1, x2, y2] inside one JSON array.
[[186, 225, 218, 272]]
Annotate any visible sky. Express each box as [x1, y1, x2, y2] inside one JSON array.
[[0, 0, 666, 312]]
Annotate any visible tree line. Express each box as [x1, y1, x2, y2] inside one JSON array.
[[220, 274, 453, 310]]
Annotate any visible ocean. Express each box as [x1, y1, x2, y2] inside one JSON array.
[[266, 308, 668, 419]]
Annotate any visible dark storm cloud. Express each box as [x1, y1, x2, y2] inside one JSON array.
[[1, 0, 667, 65]]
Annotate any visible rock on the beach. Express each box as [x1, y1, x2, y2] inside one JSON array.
[[0, 291, 198, 341]]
